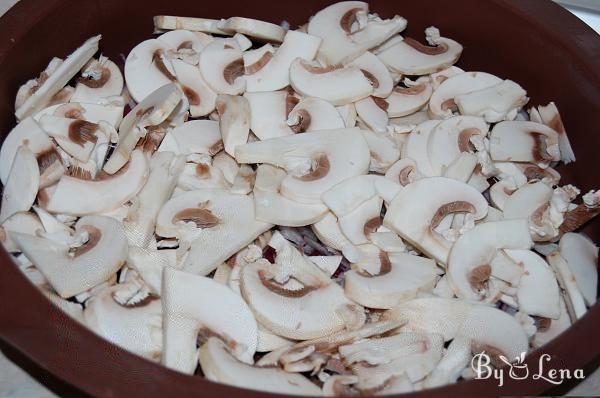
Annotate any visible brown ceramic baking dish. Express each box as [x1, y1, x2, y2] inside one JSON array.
[[0, 0, 598, 397]]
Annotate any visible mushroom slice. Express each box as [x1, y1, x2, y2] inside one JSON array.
[[244, 90, 294, 139], [342, 332, 444, 387], [34, 102, 124, 128], [430, 66, 465, 89], [178, 162, 230, 191], [383, 297, 529, 361], [503, 181, 553, 237], [212, 151, 239, 185], [530, 102, 575, 164], [38, 115, 105, 162], [455, 80, 528, 123], [11, 215, 127, 298], [385, 78, 433, 118], [426, 116, 489, 176], [489, 120, 561, 165], [429, 72, 503, 119], [46, 150, 148, 215], [15, 57, 63, 112], [127, 246, 177, 295], [84, 284, 162, 361], [287, 97, 346, 133], [153, 15, 228, 35], [162, 268, 258, 373], [447, 220, 533, 302], [124, 152, 184, 248], [532, 294, 571, 348], [15, 35, 100, 120], [157, 190, 272, 275], [240, 244, 360, 340], [216, 94, 250, 156], [0, 146, 39, 223], [235, 128, 370, 204], [171, 59, 217, 117], [490, 179, 517, 211], [377, 27, 462, 75], [338, 196, 383, 245], [546, 252, 587, 320], [199, 45, 245, 95], [0, 212, 43, 252], [125, 38, 179, 103], [307, 2, 407, 65], [312, 212, 353, 252], [361, 129, 401, 173], [218, 17, 286, 43], [355, 97, 388, 133], [423, 336, 471, 388], [71, 56, 123, 103], [290, 59, 373, 106], [385, 158, 421, 187], [169, 120, 223, 155], [348, 51, 394, 98], [244, 31, 321, 92], [158, 29, 208, 56], [345, 252, 438, 309], [503, 249, 560, 318], [199, 338, 321, 395], [104, 83, 182, 174], [0, 117, 53, 184], [337, 103, 358, 127], [558, 233, 598, 306], [230, 164, 255, 195], [401, 120, 440, 177], [384, 177, 488, 265], [254, 164, 328, 227], [516, 163, 561, 185]]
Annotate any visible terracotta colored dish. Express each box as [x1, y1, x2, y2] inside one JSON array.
[[0, 0, 598, 397]]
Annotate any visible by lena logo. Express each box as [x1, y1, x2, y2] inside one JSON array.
[[471, 352, 585, 387]]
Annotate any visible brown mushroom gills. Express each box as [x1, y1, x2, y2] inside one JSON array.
[[223, 58, 244, 85], [69, 225, 102, 257], [258, 270, 317, 298], [68, 119, 99, 147], [171, 203, 221, 229], [244, 51, 273, 75], [467, 264, 492, 294], [152, 50, 177, 81], [430, 201, 476, 230], [76, 66, 111, 89], [289, 109, 311, 133], [295, 153, 330, 181], [404, 37, 449, 55]]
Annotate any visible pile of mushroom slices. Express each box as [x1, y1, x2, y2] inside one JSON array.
[[0, 1, 599, 396]]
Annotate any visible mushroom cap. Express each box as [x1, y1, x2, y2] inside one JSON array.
[[558, 232, 598, 306], [216, 94, 250, 156], [345, 252, 439, 309], [377, 29, 463, 75], [156, 189, 272, 275], [125, 39, 178, 103], [46, 150, 149, 216], [0, 146, 39, 223], [348, 51, 394, 98], [446, 219, 533, 302], [218, 17, 286, 43], [235, 128, 371, 204], [199, 338, 321, 395], [171, 59, 217, 117], [199, 45, 246, 95], [15, 35, 101, 120], [11, 215, 128, 298], [307, 1, 407, 65], [428, 71, 502, 119], [254, 164, 328, 227], [489, 120, 561, 164], [0, 117, 53, 185], [71, 57, 124, 104], [162, 268, 258, 373], [244, 90, 294, 139], [384, 177, 488, 265], [289, 59, 373, 106], [383, 297, 529, 360]]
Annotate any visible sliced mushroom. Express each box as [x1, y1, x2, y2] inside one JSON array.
[[156, 189, 272, 275], [426, 116, 489, 176], [312, 212, 353, 252], [35, 102, 124, 128], [11, 215, 127, 298], [38, 116, 105, 162], [361, 129, 401, 173], [216, 94, 250, 156], [383, 297, 529, 361], [235, 128, 370, 204], [502, 181, 553, 239], [244, 90, 294, 139], [15, 35, 101, 120], [84, 284, 162, 361], [428, 72, 502, 119], [516, 162, 561, 185], [307, 2, 407, 65], [199, 44, 246, 95], [530, 102, 575, 164], [401, 120, 440, 177], [430, 66, 465, 89], [490, 179, 517, 211], [443, 152, 478, 183], [153, 15, 229, 35], [45, 150, 148, 215], [385, 158, 421, 187], [230, 164, 255, 195], [546, 251, 587, 320], [254, 164, 328, 226], [171, 59, 217, 117], [199, 337, 321, 395], [447, 220, 532, 302], [162, 267, 258, 373], [71, 56, 124, 103], [169, 120, 223, 155], [355, 97, 388, 133], [384, 177, 488, 265], [218, 17, 286, 43], [127, 246, 178, 295], [0, 146, 39, 223], [336, 103, 358, 127], [422, 336, 470, 388], [289, 59, 373, 106], [338, 196, 383, 245], [489, 120, 561, 165], [348, 51, 393, 98], [558, 232, 597, 306], [15, 57, 63, 112], [454, 80, 528, 123], [104, 83, 182, 174], [503, 249, 560, 318], [178, 161, 231, 191], [0, 212, 43, 252], [385, 78, 433, 118], [377, 27, 462, 75], [345, 252, 438, 309], [287, 97, 346, 133], [212, 151, 240, 185], [532, 294, 571, 348]]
